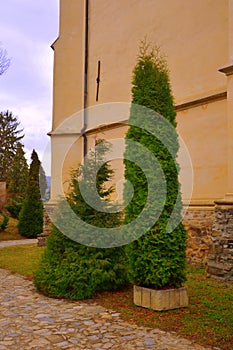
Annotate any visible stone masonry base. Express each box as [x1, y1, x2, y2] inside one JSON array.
[[206, 200, 233, 282], [182, 206, 214, 266], [39, 202, 232, 282]]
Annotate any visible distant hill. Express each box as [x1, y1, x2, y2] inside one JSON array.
[[46, 176, 51, 187]]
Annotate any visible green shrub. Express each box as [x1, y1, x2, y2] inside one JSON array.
[[0, 212, 9, 231], [34, 140, 129, 299], [34, 225, 128, 299], [5, 198, 23, 219], [124, 43, 187, 289]]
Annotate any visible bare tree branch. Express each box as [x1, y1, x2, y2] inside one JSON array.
[[0, 48, 11, 76]]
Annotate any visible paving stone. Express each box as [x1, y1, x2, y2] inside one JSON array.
[[54, 341, 70, 347], [0, 267, 212, 350], [45, 334, 65, 343]]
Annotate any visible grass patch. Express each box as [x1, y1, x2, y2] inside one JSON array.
[[0, 244, 45, 277], [0, 217, 24, 241], [91, 266, 233, 350], [0, 244, 232, 349]]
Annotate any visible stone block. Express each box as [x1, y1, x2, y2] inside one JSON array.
[[207, 203, 233, 282], [37, 234, 48, 247]]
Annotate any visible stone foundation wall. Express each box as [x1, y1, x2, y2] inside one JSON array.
[[37, 204, 54, 247], [207, 202, 233, 282], [182, 206, 215, 266], [38, 203, 215, 267], [37, 201, 233, 282]]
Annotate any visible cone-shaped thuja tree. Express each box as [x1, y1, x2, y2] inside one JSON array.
[[124, 43, 187, 289], [18, 150, 43, 238], [4, 142, 29, 219], [34, 140, 129, 300], [7, 142, 29, 197]]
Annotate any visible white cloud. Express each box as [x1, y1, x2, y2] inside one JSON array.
[[0, 1, 59, 175], [0, 102, 52, 174]]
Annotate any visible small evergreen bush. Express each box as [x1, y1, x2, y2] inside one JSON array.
[[34, 140, 129, 299], [34, 225, 128, 299], [124, 43, 187, 289], [0, 212, 9, 231], [5, 198, 23, 219]]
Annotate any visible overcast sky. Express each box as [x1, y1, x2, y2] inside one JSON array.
[[0, 0, 59, 174]]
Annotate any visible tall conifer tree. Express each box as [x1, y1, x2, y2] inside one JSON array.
[[0, 111, 23, 182], [124, 43, 187, 288], [18, 150, 43, 238], [7, 142, 28, 197]]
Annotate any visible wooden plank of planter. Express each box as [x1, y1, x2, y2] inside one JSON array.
[[133, 285, 188, 311]]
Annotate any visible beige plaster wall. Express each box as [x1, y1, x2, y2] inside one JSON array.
[[87, 0, 228, 107], [177, 100, 228, 203], [52, 0, 85, 129], [50, 0, 230, 204]]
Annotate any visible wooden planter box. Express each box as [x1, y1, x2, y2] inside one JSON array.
[[134, 285, 188, 311]]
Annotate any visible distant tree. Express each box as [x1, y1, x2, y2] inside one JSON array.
[[18, 150, 43, 238], [39, 165, 48, 201], [0, 47, 11, 76], [0, 111, 24, 182], [7, 142, 29, 197], [5, 143, 29, 218]]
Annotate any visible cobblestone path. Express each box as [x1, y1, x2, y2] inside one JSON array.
[[0, 268, 214, 350]]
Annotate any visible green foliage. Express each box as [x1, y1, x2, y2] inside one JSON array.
[[67, 140, 122, 241], [124, 42, 187, 289], [18, 150, 43, 238], [0, 110, 24, 182], [7, 142, 28, 197], [0, 212, 9, 231], [34, 140, 129, 299], [5, 198, 23, 219], [34, 226, 128, 300]]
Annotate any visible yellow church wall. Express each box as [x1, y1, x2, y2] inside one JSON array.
[[52, 0, 85, 129], [50, 0, 230, 205], [87, 0, 228, 108], [177, 99, 228, 204]]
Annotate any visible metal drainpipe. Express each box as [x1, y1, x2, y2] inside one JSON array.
[[82, 0, 89, 158]]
